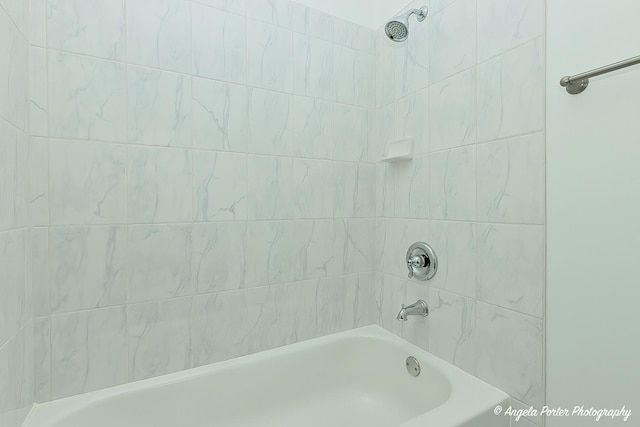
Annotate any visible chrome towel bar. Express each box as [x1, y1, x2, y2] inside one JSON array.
[[560, 55, 640, 94]]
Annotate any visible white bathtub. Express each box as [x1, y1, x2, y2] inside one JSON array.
[[24, 325, 508, 427]]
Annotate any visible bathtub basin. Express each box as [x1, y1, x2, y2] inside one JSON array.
[[24, 325, 508, 427]]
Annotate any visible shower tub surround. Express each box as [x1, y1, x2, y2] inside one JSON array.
[[24, 326, 509, 427]]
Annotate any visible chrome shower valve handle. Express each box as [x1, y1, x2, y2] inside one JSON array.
[[406, 242, 438, 281]]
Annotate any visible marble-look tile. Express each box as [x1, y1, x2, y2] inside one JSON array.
[[192, 78, 248, 152], [429, 0, 475, 83], [293, 220, 338, 280], [247, 281, 317, 352], [375, 165, 394, 221], [0, 15, 29, 131], [429, 68, 476, 152], [293, 159, 333, 219], [0, 230, 27, 347], [25, 137, 48, 225], [394, 156, 429, 219], [394, 10, 429, 99], [428, 288, 475, 373], [127, 146, 192, 223], [428, 221, 476, 298], [477, 0, 544, 62], [475, 302, 544, 408], [333, 105, 367, 162], [477, 39, 544, 142], [293, 34, 334, 101], [191, 0, 245, 15], [334, 46, 374, 108], [333, 162, 375, 218], [292, 3, 334, 41], [49, 226, 127, 314], [247, 88, 292, 155], [29, 46, 47, 136], [127, 67, 191, 148], [247, 20, 293, 92], [477, 224, 544, 318], [374, 219, 396, 276], [29, 0, 47, 46], [429, 146, 476, 221], [334, 219, 375, 275], [368, 104, 394, 163], [50, 306, 128, 399], [292, 96, 333, 159], [193, 151, 247, 221], [395, 89, 429, 155], [428, 0, 457, 14], [33, 316, 50, 403], [477, 133, 545, 224], [48, 52, 126, 141], [192, 4, 246, 84], [30, 227, 49, 316], [190, 290, 248, 366], [374, 274, 405, 336], [126, 0, 191, 73], [128, 298, 192, 381], [247, 155, 293, 220], [246, 0, 293, 29], [244, 221, 294, 287], [49, 139, 126, 225], [192, 223, 246, 293], [334, 18, 374, 54], [0, 324, 33, 425], [354, 272, 378, 327], [0, 127, 18, 231], [316, 275, 369, 336], [375, 47, 394, 108], [127, 224, 195, 302], [3, 0, 29, 37], [11, 133, 29, 229], [47, 0, 125, 60]]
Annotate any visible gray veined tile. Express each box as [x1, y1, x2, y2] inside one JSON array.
[[128, 298, 192, 381], [127, 66, 192, 148], [127, 146, 192, 224], [50, 307, 128, 399], [127, 224, 195, 303], [49, 139, 127, 225], [193, 151, 247, 222], [126, 0, 191, 73], [192, 78, 249, 153], [247, 20, 293, 92], [192, 4, 247, 84], [49, 226, 127, 314]]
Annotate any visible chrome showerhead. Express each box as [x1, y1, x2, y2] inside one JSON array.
[[385, 6, 428, 42]]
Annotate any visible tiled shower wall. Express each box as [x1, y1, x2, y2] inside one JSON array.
[[0, 0, 34, 426], [372, 0, 545, 425], [30, 0, 378, 402]]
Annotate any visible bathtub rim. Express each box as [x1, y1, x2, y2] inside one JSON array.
[[24, 325, 509, 427]]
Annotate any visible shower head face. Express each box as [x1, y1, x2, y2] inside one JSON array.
[[385, 19, 409, 42], [385, 7, 428, 43]]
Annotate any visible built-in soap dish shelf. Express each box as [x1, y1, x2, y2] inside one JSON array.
[[381, 137, 413, 162]]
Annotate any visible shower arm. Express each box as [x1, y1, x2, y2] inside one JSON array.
[[406, 8, 428, 21]]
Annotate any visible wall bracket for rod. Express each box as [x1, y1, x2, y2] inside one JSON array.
[[560, 76, 589, 95], [559, 54, 640, 95]]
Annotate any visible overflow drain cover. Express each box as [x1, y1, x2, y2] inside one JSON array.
[[406, 356, 420, 377]]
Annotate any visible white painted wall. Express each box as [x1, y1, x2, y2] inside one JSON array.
[[547, 1, 640, 425], [292, 0, 410, 29]]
